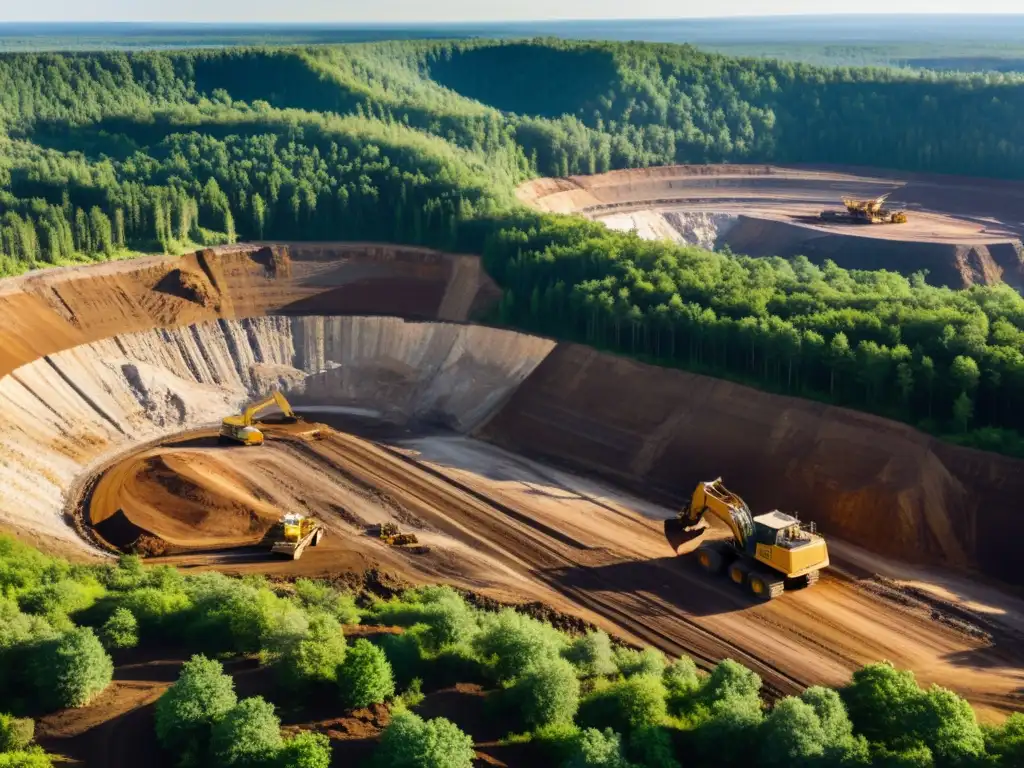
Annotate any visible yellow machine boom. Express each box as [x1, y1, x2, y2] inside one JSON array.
[[220, 391, 299, 446], [671, 478, 829, 600]]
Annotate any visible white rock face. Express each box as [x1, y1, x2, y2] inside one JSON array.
[[0, 317, 555, 549], [596, 210, 738, 250]]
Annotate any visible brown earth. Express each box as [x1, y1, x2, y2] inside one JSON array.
[[518, 165, 1024, 289], [80, 425, 1024, 722]]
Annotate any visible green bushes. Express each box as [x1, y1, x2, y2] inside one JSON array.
[[337, 639, 395, 709], [473, 609, 566, 683], [156, 655, 331, 768], [375, 711, 475, 768], [155, 655, 238, 766], [210, 697, 283, 767], [564, 727, 634, 768], [99, 608, 139, 650], [28, 627, 113, 710], [511, 658, 581, 728], [578, 676, 668, 736], [564, 632, 617, 678], [273, 612, 347, 691], [293, 579, 360, 625], [0, 715, 33, 752], [613, 648, 666, 679], [370, 586, 476, 651]]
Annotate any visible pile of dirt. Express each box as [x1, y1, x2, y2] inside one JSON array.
[[154, 267, 220, 308], [89, 449, 282, 549]]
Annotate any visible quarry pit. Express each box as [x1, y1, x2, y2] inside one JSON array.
[[2, 228, 1024, 718]]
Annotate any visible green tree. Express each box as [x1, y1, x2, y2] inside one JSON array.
[[337, 639, 395, 709], [564, 631, 617, 678], [375, 711, 475, 768], [564, 728, 634, 768], [579, 675, 668, 735], [155, 655, 238, 765], [210, 696, 283, 767], [953, 392, 974, 433], [0, 714, 34, 752], [100, 608, 139, 650], [276, 613, 347, 690], [511, 658, 581, 728], [277, 731, 332, 768], [29, 628, 113, 710]]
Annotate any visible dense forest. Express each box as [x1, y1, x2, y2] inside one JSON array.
[[2, 535, 1022, 767], [1, 42, 1024, 453]]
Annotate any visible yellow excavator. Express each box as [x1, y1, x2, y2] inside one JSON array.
[[220, 391, 300, 446], [820, 193, 907, 224], [666, 478, 829, 600]]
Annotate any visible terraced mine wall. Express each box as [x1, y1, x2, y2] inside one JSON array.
[[1, 240, 1023, 585], [480, 344, 1024, 585]]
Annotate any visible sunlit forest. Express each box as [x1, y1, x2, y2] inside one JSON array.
[[2, 41, 1024, 454]]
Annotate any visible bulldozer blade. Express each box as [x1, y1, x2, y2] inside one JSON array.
[[664, 517, 708, 554]]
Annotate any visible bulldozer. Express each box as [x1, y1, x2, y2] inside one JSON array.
[[820, 193, 907, 225], [379, 522, 420, 547], [665, 478, 829, 600], [220, 391, 301, 446], [269, 513, 323, 560]]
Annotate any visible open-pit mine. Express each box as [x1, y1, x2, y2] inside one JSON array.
[[2, 205, 1024, 724]]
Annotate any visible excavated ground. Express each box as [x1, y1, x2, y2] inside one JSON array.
[[2, 239, 1024, 752], [80, 422, 1024, 721], [518, 165, 1024, 289]]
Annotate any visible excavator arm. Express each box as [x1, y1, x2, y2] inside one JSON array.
[[240, 391, 297, 426], [679, 478, 755, 548]]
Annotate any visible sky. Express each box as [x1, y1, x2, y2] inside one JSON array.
[[1, 1, 1021, 23]]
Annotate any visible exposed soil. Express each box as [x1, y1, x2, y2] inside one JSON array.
[[518, 165, 1024, 289], [81, 425, 1024, 722]]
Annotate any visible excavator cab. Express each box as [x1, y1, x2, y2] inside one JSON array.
[[220, 390, 299, 446]]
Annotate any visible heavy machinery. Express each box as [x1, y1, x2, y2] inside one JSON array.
[[666, 478, 829, 600], [269, 513, 323, 560], [220, 391, 300, 446], [820, 193, 907, 225], [379, 522, 420, 547]]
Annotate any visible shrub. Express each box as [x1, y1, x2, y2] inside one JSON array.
[[276, 612, 347, 690], [210, 696, 283, 767], [689, 661, 764, 765], [662, 656, 700, 705], [17, 578, 104, 619], [184, 573, 295, 653], [377, 632, 424, 688], [564, 728, 634, 768], [103, 554, 146, 591], [100, 608, 139, 650], [625, 725, 679, 768], [799, 686, 869, 764], [986, 712, 1024, 767], [155, 655, 237, 765], [337, 639, 395, 708], [0, 714, 34, 751], [277, 731, 332, 768], [697, 658, 762, 714], [0, 747, 54, 767], [511, 657, 581, 728], [29, 627, 113, 709], [759, 697, 828, 767], [564, 632, 616, 678], [869, 743, 935, 768], [117, 587, 191, 634], [293, 579, 360, 625], [911, 686, 985, 767], [375, 711, 475, 768], [613, 648, 666, 679], [372, 587, 476, 651], [579, 675, 668, 735], [841, 662, 923, 746], [473, 609, 566, 683]]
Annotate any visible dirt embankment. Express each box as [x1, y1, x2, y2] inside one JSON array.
[[480, 344, 1024, 586], [518, 165, 1024, 290]]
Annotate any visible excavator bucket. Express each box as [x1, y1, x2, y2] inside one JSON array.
[[663, 516, 709, 553]]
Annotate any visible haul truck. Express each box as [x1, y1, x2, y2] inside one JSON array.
[[666, 478, 829, 600]]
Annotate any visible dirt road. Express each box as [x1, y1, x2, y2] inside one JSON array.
[[87, 426, 1024, 721]]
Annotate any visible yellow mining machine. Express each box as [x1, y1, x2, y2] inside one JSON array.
[[220, 391, 301, 446], [379, 522, 420, 547], [665, 478, 829, 600], [820, 193, 907, 225], [269, 513, 324, 560]]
